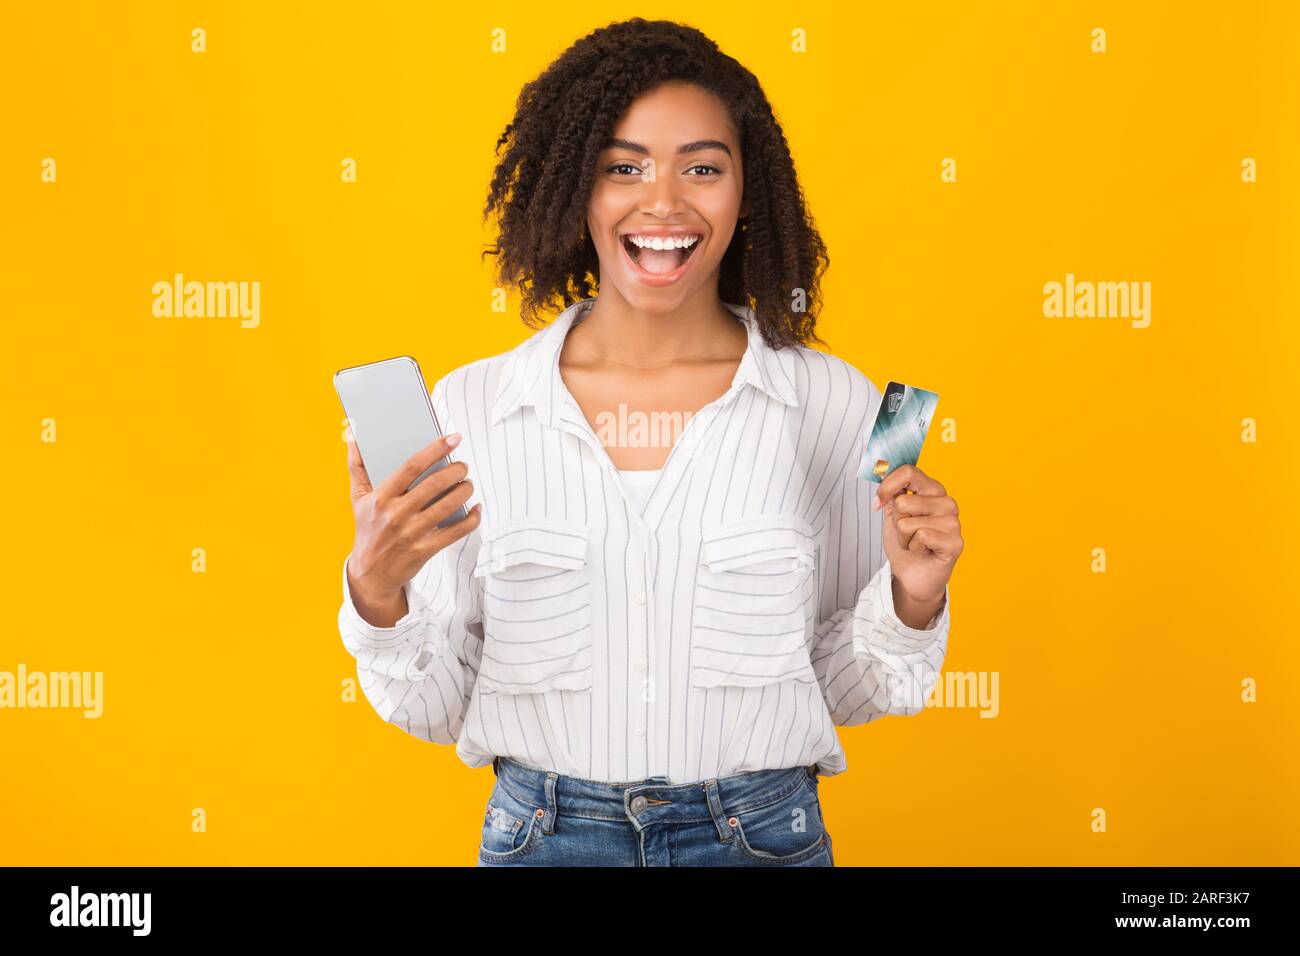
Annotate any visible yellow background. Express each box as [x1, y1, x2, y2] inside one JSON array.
[[2, 0, 1297, 865]]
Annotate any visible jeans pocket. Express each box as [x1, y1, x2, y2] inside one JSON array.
[[726, 775, 829, 865], [478, 782, 544, 863]]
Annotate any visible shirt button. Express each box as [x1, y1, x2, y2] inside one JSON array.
[[630, 795, 647, 813], [632, 657, 646, 673], [634, 721, 646, 736], [634, 591, 646, 605]]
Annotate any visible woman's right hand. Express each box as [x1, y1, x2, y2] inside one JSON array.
[[345, 432, 482, 627]]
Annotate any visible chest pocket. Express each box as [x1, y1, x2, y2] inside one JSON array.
[[690, 513, 818, 690], [472, 518, 593, 696]]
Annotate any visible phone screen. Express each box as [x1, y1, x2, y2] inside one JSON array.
[[333, 356, 469, 528]]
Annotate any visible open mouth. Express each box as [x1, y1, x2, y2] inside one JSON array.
[[620, 234, 702, 280]]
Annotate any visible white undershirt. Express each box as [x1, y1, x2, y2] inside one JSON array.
[[617, 467, 662, 514]]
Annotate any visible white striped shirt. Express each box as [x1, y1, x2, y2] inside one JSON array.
[[338, 296, 951, 784]]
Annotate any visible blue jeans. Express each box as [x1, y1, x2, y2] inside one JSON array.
[[476, 755, 834, 866]]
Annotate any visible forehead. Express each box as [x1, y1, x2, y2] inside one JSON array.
[[604, 81, 737, 151]]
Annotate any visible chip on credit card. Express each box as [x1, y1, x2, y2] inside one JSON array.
[[857, 381, 940, 483]]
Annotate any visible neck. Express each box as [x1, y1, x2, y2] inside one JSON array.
[[573, 288, 745, 369]]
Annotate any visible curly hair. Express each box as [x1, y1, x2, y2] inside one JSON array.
[[481, 18, 829, 350]]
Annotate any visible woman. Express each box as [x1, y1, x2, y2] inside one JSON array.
[[339, 18, 963, 867]]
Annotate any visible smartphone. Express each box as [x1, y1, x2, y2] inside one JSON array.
[[333, 356, 470, 528]]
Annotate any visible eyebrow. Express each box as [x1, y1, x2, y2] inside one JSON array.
[[604, 138, 732, 157]]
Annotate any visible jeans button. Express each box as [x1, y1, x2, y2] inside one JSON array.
[[630, 795, 647, 813]]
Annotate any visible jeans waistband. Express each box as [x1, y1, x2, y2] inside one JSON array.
[[491, 755, 819, 838]]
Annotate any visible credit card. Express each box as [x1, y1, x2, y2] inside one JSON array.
[[857, 381, 940, 483]]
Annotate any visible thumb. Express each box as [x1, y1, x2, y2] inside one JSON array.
[[346, 432, 373, 498], [880, 491, 903, 562]]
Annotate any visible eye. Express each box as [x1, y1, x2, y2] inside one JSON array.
[[606, 162, 722, 178]]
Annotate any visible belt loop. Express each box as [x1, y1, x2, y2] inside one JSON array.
[[702, 778, 734, 843], [542, 772, 559, 835]]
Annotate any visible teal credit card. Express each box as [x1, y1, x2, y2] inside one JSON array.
[[857, 381, 940, 483]]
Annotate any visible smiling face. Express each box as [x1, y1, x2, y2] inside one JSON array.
[[587, 81, 749, 313]]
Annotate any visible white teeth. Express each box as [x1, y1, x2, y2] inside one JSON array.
[[626, 234, 700, 250]]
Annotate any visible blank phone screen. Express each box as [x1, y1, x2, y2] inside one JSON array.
[[334, 356, 466, 526]]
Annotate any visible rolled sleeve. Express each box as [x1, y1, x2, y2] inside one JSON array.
[[339, 552, 427, 649]]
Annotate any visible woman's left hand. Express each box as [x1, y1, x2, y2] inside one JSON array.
[[873, 464, 963, 623]]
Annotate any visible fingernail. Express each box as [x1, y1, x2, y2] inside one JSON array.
[[445, 432, 462, 448], [872, 495, 880, 510]]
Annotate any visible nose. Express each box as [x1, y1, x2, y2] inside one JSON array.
[[640, 158, 685, 218]]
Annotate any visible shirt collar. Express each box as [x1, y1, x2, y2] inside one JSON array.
[[490, 297, 800, 428]]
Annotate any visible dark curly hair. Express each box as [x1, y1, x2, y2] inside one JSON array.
[[481, 17, 829, 350]]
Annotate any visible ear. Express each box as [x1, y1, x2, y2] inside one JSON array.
[[739, 194, 751, 219]]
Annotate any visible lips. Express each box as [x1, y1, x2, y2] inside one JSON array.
[[620, 235, 702, 285]]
